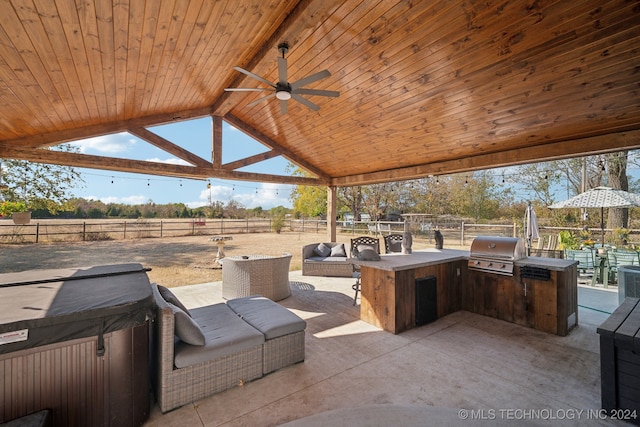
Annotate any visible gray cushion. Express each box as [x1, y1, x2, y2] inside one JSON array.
[[174, 303, 264, 368], [389, 240, 403, 252], [306, 256, 348, 262], [356, 247, 380, 261], [227, 296, 306, 340], [330, 243, 346, 257], [313, 242, 331, 257], [158, 284, 191, 316], [168, 302, 205, 346]]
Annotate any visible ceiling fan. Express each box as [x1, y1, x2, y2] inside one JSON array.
[[225, 42, 339, 114]]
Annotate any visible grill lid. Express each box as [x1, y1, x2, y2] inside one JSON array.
[[469, 236, 526, 260], [468, 236, 526, 276]]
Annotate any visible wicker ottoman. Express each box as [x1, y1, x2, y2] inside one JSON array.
[[227, 296, 306, 374]]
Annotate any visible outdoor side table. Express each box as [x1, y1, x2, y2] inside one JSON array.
[[222, 253, 292, 301]]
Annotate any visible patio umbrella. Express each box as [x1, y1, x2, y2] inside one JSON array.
[[549, 186, 640, 245], [524, 201, 540, 254]]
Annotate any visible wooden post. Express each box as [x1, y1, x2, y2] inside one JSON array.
[[327, 186, 337, 242]]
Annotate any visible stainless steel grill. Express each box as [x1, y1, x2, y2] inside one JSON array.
[[468, 236, 526, 276]]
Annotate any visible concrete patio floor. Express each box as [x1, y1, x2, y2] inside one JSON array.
[[143, 271, 626, 427]]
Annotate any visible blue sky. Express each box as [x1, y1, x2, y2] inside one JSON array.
[[69, 118, 296, 209]]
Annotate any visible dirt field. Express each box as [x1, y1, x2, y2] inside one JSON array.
[[0, 231, 456, 288]]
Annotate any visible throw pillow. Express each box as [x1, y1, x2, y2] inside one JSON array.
[[330, 243, 346, 257], [356, 244, 381, 261], [168, 302, 206, 346], [158, 284, 191, 316], [313, 242, 331, 257]]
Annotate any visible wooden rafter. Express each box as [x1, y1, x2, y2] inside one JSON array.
[[332, 130, 640, 186]]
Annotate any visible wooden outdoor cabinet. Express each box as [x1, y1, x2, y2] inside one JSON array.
[[465, 262, 577, 336], [360, 259, 466, 334]]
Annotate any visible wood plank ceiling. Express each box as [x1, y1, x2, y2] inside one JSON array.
[[0, 0, 638, 187]]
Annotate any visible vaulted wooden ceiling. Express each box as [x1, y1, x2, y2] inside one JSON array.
[[0, 0, 638, 187]]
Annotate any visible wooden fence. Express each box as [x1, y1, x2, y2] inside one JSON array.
[[1, 217, 634, 247]]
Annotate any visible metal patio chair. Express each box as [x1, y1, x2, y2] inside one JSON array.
[[350, 236, 380, 305]]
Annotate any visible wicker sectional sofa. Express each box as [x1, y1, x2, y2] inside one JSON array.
[[302, 242, 354, 277], [152, 284, 306, 413]]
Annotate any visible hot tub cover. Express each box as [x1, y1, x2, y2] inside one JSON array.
[[0, 263, 154, 354]]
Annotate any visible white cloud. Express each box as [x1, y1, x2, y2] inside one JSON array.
[[186, 183, 291, 209], [85, 194, 150, 205], [144, 157, 191, 166], [70, 133, 135, 154]]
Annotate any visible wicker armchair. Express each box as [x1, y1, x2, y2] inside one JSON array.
[[222, 253, 292, 301], [350, 236, 380, 305]]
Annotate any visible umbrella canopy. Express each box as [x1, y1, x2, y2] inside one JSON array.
[[549, 186, 640, 245], [524, 202, 540, 253]]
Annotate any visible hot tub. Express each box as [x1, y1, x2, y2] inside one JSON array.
[[0, 263, 154, 426]]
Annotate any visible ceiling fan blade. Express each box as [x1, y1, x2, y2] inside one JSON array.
[[233, 66, 275, 88], [290, 69, 331, 90], [278, 57, 287, 84], [292, 94, 320, 111], [293, 88, 340, 97], [224, 87, 272, 92], [280, 99, 288, 115], [247, 93, 275, 107]]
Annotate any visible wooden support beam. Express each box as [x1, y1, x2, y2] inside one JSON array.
[[0, 145, 327, 185], [0, 107, 215, 149], [331, 130, 640, 187], [223, 151, 280, 171], [327, 186, 337, 242], [212, 115, 223, 168], [223, 114, 329, 180], [128, 127, 211, 168]]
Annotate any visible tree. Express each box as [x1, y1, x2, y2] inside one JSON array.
[[606, 151, 629, 229], [290, 184, 326, 218], [0, 145, 84, 214], [338, 186, 363, 220], [288, 165, 327, 218]]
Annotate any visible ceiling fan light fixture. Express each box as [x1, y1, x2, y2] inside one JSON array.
[[276, 90, 291, 101]]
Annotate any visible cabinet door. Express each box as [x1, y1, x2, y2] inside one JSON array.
[[513, 280, 535, 328]]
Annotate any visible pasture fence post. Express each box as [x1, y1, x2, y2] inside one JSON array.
[[83, 222, 86, 241], [36, 223, 40, 243], [124, 221, 127, 239], [461, 221, 465, 246], [160, 220, 163, 238]]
